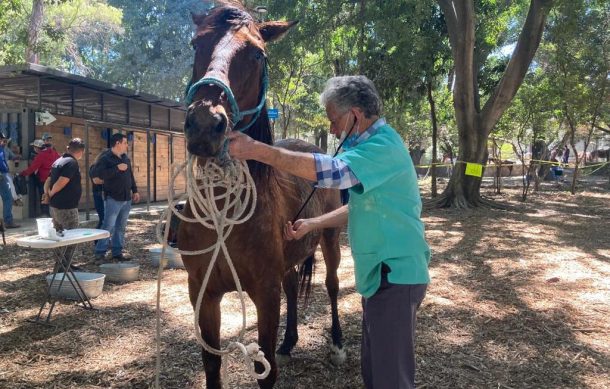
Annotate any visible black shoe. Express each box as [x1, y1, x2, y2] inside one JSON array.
[[112, 254, 132, 262], [4, 223, 20, 229]]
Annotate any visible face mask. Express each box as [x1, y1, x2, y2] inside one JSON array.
[[337, 113, 360, 150], [338, 112, 352, 142]]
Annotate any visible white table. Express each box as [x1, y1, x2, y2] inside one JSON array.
[[17, 228, 110, 324]]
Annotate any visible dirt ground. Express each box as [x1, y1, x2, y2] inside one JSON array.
[[0, 177, 608, 389]]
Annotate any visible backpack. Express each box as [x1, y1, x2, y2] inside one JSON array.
[[13, 175, 28, 195]]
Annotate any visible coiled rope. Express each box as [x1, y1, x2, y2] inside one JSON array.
[[153, 154, 271, 388]]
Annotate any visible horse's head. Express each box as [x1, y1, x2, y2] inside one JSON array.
[[184, 2, 296, 158]]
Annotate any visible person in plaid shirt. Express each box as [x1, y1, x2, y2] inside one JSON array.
[[229, 76, 430, 389]]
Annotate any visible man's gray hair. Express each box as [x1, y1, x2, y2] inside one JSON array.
[[319, 76, 382, 117]]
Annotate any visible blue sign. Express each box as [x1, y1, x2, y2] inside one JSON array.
[[268, 108, 279, 119]]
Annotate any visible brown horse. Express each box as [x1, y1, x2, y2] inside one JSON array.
[[178, 2, 343, 388]]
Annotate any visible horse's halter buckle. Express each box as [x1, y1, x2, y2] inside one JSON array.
[[184, 60, 269, 134]]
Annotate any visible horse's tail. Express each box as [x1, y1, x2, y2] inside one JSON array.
[[298, 254, 316, 305]]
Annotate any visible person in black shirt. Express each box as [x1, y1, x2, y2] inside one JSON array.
[[47, 138, 86, 269], [93, 133, 140, 262], [89, 149, 109, 229]]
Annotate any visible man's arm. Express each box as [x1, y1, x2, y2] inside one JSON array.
[[49, 176, 70, 198], [284, 205, 348, 241], [97, 155, 122, 180], [129, 162, 140, 202], [19, 153, 43, 177], [227, 131, 317, 181]]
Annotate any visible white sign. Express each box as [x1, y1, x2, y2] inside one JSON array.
[[35, 111, 56, 126]]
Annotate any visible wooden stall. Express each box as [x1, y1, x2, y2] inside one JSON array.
[[0, 63, 186, 220]]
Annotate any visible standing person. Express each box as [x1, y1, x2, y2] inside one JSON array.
[[47, 138, 86, 270], [42, 133, 55, 151], [89, 149, 110, 229], [562, 145, 570, 165], [94, 133, 140, 263], [19, 139, 60, 216], [0, 134, 20, 228], [228, 75, 430, 389]]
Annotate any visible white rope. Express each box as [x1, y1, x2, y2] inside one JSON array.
[[154, 154, 271, 387]]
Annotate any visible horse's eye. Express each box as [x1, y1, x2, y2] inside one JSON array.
[[254, 51, 265, 61]]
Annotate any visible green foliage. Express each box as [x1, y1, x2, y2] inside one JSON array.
[[1, 0, 607, 159], [543, 0, 610, 133], [0, 0, 123, 72], [97, 0, 208, 100]]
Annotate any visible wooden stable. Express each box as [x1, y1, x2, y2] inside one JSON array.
[[0, 63, 187, 220]]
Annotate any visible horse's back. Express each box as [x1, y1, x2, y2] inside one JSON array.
[[275, 138, 324, 154]]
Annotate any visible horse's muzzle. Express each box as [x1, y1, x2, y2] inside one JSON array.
[[184, 102, 228, 157]]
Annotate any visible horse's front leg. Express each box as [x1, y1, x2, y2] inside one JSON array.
[[276, 268, 299, 365], [251, 283, 281, 389], [190, 277, 223, 389]]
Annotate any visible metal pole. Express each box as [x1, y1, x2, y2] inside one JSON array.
[[84, 122, 90, 221], [153, 132, 157, 202], [146, 128, 150, 212]]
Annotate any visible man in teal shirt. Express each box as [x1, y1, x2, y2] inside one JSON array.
[[228, 75, 430, 389]]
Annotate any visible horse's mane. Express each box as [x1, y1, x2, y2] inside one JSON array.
[[244, 107, 275, 185]]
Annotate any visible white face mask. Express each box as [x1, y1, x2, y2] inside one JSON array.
[[338, 112, 355, 141]]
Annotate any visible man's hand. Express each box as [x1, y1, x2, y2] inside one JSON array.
[[117, 163, 128, 171], [92, 177, 103, 185], [132, 192, 140, 203], [284, 219, 316, 241], [227, 131, 258, 160]]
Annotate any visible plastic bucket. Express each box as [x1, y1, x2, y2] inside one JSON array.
[[36, 218, 54, 239]]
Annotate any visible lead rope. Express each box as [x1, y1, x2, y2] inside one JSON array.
[[153, 154, 271, 388]]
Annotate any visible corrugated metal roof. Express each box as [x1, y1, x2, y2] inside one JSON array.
[[0, 63, 185, 109]]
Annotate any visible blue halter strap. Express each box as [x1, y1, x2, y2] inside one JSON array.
[[184, 63, 269, 133]]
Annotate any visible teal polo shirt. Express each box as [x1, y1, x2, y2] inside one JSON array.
[[337, 123, 430, 298]]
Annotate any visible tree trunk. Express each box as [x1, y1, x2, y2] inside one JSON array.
[[26, 0, 44, 64], [427, 80, 439, 197], [319, 130, 328, 153], [436, 0, 553, 208], [436, 122, 489, 208]]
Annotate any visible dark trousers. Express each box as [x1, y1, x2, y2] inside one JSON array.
[[361, 270, 427, 389], [93, 191, 105, 229], [35, 179, 49, 216]]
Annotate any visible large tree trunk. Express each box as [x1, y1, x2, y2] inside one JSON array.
[[436, 0, 553, 208], [435, 122, 490, 207], [26, 0, 44, 64], [427, 80, 439, 197]]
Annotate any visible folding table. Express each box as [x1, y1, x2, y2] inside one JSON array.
[[16, 228, 110, 324]]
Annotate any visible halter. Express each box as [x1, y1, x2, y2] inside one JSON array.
[[184, 61, 269, 133]]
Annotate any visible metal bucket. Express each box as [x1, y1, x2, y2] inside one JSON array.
[[46, 272, 105, 300], [149, 247, 184, 269], [99, 262, 140, 283]]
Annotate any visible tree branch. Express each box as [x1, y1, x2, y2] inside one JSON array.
[[594, 125, 610, 134], [480, 0, 554, 134]]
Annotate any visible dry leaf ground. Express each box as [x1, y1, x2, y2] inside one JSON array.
[[0, 176, 608, 388]]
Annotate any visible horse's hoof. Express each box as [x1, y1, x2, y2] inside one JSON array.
[[329, 344, 346, 366], [275, 352, 291, 366]]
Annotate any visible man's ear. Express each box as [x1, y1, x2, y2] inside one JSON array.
[[258, 20, 298, 43]]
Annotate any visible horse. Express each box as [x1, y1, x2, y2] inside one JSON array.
[[177, 3, 344, 388]]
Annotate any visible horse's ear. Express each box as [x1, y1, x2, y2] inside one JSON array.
[[191, 11, 207, 26], [258, 20, 298, 43]]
